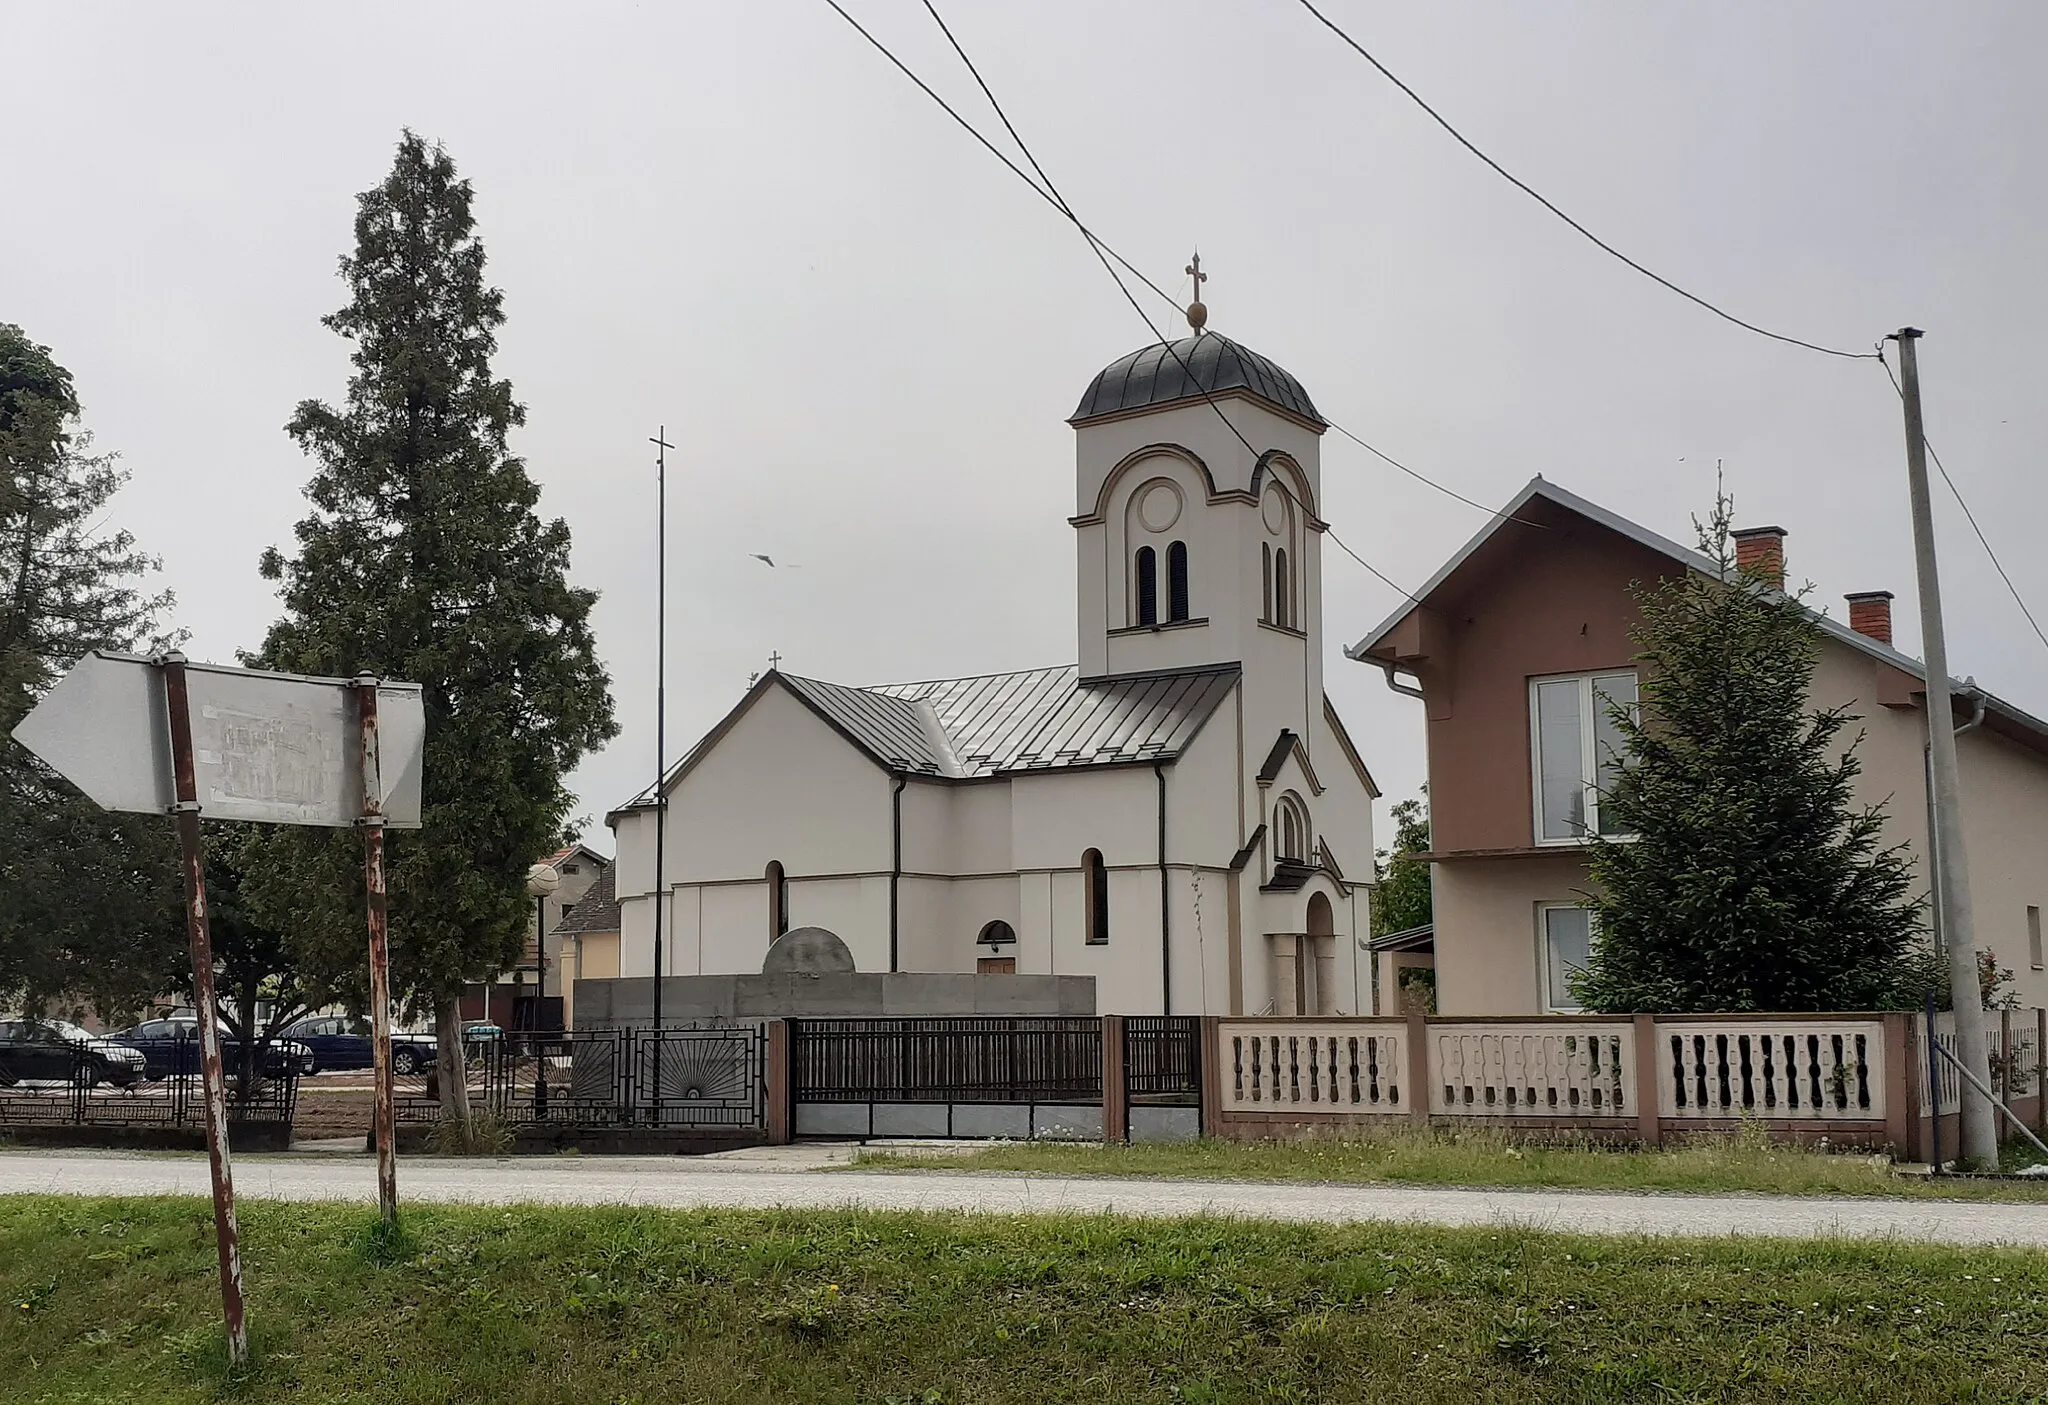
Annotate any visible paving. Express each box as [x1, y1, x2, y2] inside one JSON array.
[[6, 1146, 2048, 1246]]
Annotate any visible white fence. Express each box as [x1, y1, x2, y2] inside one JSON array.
[[1214, 1014, 1904, 1136], [1428, 1021, 1633, 1118], [1219, 1021, 1409, 1114]]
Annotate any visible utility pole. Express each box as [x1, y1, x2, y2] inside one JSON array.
[[1892, 328, 1999, 1168]]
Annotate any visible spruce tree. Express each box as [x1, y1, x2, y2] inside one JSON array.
[[0, 324, 184, 1017], [249, 133, 616, 1117], [1573, 496, 1923, 1013]]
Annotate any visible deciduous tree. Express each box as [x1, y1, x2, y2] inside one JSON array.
[[0, 324, 182, 1017]]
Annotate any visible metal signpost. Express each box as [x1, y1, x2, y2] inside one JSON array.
[[12, 651, 423, 1365]]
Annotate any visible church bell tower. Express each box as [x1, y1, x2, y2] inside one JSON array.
[[1066, 262, 1329, 728]]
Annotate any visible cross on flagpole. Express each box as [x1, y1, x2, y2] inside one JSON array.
[[650, 427, 674, 1035]]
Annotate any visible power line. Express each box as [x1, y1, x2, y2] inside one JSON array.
[[905, 0, 1424, 602], [1877, 351, 2048, 656], [1292, 0, 1880, 363], [824, 0, 1519, 592]]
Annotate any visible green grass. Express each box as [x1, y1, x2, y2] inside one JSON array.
[[856, 1125, 2048, 1201], [8, 1197, 2048, 1403]]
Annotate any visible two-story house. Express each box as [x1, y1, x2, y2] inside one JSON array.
[[1350, 478, 2048, 1016]]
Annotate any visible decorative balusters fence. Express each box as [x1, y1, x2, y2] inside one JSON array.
[[1217, 1021, 1408, 1114], [1427, 1021, 1634, 1118], [1657, 1021, 1877, 1121], [1208, 1013, 1932, 1147]]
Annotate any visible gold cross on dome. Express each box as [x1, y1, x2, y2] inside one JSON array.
[[1184, 251, 1209, 333]]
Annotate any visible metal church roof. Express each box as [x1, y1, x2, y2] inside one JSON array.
[[1071, 334, 1324, 427], [786, 663, 1240, 780]]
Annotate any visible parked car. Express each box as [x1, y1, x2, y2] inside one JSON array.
[[110, 1019, 316, 1081], [0, 1019, 146, 1088], [278, 1015, 436, 1075]]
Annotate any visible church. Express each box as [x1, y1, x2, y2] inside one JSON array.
[[606, 300, 1379, 1017]]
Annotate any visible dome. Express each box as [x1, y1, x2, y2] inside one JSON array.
[[1070, 334, 1324, 427]]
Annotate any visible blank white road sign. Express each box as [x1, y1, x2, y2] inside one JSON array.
[[11, 652, 424, 828]]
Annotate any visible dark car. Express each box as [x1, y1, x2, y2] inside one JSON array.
[[280, 1015, 436, 1075], [111, 1019, 316, 1081], [0, 1019, 146, 1088]]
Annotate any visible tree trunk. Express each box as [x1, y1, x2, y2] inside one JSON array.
[[434, 996, 471, 1122], [235, 986, 259, 1105]]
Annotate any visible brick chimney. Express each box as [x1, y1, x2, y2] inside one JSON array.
[[1730, 525, 1787, 588], [1845, 590, 1895, 645]]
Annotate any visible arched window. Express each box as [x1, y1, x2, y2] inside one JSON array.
[[1166, 541, 1189, 622], [1082, 848, 1109, 945], [766, 860, 788, 940], [977, 920, 1017, 947], [1274, 547, 1292, 629], [1275, 795, 1310, 863], [1134, 546, 1158, 627], [1261, 542, 1274, 623]]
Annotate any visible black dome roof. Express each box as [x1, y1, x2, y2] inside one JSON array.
[[1071, 334, 1323, 427]]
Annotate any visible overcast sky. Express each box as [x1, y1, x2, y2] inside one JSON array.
[[6, 2, 2045, 851]]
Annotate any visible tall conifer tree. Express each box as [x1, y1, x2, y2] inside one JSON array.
[[1574, 497, 1922, 1012], [251, 133, 616, 1116]]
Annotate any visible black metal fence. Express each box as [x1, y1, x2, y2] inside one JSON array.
[[791, 1017, 1103, 1104], [396, 1025, 766, 1130], [0, 1044, 298, 1131], [1125, 1016, 1203, 1102]]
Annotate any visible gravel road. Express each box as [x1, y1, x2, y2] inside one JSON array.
[[5, 1148, 2048, 1246]]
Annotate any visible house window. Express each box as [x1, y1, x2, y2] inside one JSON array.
[[1531, 671, 1639, 843], [977, 920, 1017, 948], [1273, 547, 1292, 629], [1134, 546, 1158, 627], [766, 860, 788, 940], [1540, 905, 1594, 1013], [1262, 543, 1274, 622], [1082, 849, 1109, 945], [1167, 541, 1190, 622], [2032, 906, 2043, 971], [562, 862, 580, 875]]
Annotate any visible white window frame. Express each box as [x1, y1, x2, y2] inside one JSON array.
[[1538, 903, 1595, 1013], [1529, 670, 1639, 846]]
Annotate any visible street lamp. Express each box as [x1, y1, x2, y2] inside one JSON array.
[[523, 862, 561, 1118]]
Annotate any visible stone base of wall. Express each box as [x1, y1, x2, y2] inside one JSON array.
[[0, 1120, 294, 1153], [795, 1101, 1104, 1141]]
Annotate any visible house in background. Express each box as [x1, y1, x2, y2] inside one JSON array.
[[603, 323, 1379, 1017], [1350, 477, 2048, 1015], [553, 862, 620, 1030], [461, 842, 609, 1027]]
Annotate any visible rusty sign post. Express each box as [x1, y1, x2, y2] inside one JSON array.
[[159, 654, 248, 1366], [356, 678, 398, 1225], [10, 650, 424, 1367]]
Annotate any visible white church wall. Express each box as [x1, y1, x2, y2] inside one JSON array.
[[1076, 520, 1110, 679], [664, 683, 894, 883], [1061, 863, 1168, 1014], [1310, 710, 1376, 882], [894, 874, 1020, 972], [1167, 694, 1247, 867], [788, 875, 892, 972], [899, 779, 1013, 877], [1010, 767, 1158, 874], [696, 882, 765, 974]]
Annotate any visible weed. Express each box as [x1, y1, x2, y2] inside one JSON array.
[[428, 1112, 513, 1156]]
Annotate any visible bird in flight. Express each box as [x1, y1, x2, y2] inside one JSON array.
[[749, 554, 801, 569]]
